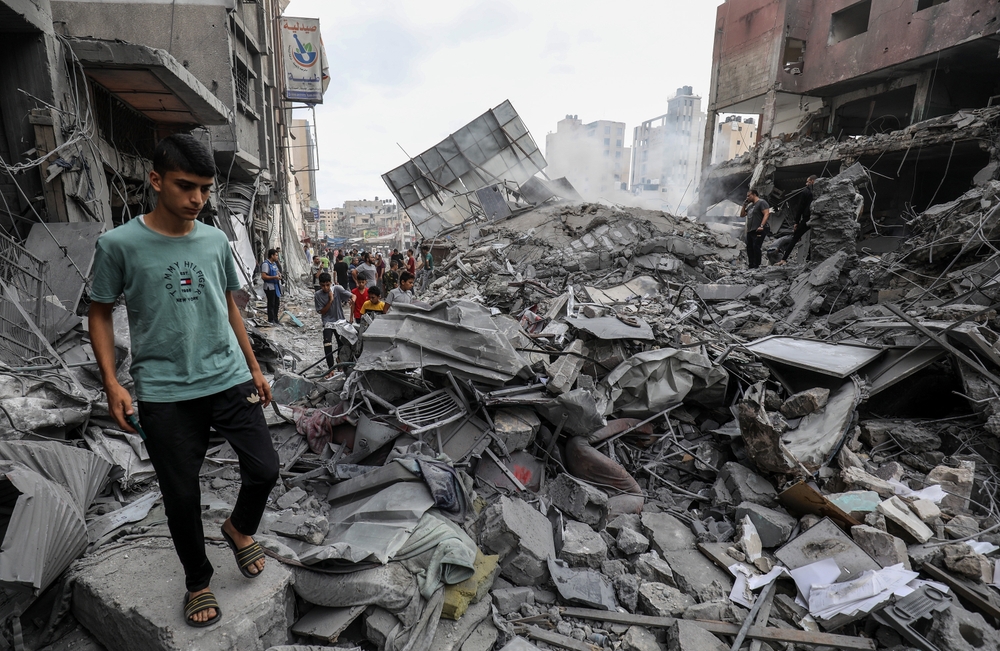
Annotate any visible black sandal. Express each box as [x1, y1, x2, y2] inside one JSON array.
[[221, 527, 265, 579], [183, 590, 222, 628]]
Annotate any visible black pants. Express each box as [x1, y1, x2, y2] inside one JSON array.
[[747, 232, 766, 268], [139, 380, 279, 592], [322, 326, 341, 369], [264, 288, 279, 323], [781, 225, 809, 261]]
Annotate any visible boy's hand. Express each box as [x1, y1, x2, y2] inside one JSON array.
[[106, 383, 136, 433], [251, 369, 272, 408]]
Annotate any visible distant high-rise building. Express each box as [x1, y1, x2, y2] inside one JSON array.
[[712, 116, 758, 164], [545, 115, 630, 200], [630, 87, 706, 213]]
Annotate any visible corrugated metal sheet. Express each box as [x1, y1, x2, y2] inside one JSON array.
[[0, 441, 111, 510], [0, 462, 88, 591], [0, 443, 110, 592]]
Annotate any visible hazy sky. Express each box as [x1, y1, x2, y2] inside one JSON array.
[[284, 0, 719, 210]]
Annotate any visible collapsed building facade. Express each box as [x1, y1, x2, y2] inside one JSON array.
[[701, 0, 1000, 228]]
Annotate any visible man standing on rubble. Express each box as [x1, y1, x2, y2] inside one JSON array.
[[743, 188, 771, 269], [88, 134, 279, 628], [776, 175, 817, 266]]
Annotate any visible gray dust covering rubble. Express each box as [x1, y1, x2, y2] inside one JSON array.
[[7, 74, 1000, 651]]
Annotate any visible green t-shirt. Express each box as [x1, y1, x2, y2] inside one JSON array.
[[90, 218, 251, 402]]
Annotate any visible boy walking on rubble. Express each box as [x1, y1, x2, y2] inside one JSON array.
[[88, 134, 279, 628], [315, 271, 355, 371]]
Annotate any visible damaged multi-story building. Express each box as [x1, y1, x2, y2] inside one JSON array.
[[0, 0, 324, 368], [699, 0, 1000, 241]]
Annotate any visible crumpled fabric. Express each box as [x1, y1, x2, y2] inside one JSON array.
[[393, 509, 478, 598], [295, 404, 350, 454], [391, 455, 470, 522], [600, 347, 729, 417]]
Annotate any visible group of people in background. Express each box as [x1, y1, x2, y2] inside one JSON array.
[[257, 242, 434, 376]]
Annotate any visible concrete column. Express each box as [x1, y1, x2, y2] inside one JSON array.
[[910, 70, 934, 125], [760, 89, 778, 139]]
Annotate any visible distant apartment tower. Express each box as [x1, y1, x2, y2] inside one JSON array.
[[545, 116, 630, 200], [630, 87, 706, 212], [712, 116, 758, 164], [290, 119, 319, 222]]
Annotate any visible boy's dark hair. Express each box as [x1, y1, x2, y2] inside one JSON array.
[[337, 254, 344, 261], [153, 134, 215, 178], [266, 248, 278, 259], [318, 272, 332, 283], [748, 188, 760, 199], [407, 249, 413, 254], [368, 287, 381, 298], [400, 271, 414, 283], [420, 245, 429, 252]]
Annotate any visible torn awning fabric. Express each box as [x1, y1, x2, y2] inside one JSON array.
[[600, 347, 729, 417]]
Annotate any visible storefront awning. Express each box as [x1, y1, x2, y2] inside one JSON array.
[[67, 38, 230, 126]]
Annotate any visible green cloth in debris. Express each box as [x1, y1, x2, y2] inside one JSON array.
[[393, 509, 478, 599]]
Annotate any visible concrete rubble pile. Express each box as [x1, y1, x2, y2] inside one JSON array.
[[7, 117, 1000, 651]]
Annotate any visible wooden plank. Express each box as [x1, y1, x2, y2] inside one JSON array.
[[516, 625, 599, 651], [559, 607, 875, 650], [29, 108, 68, 223]]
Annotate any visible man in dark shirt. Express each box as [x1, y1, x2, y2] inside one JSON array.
[[777, 175, 817, 265], [743, 188, 770, 269], [333, 254, 350, 289]]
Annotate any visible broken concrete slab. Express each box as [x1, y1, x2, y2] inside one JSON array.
[[927, 603, 1000, 651], [666, 619, 727, 651], [617, 527, 650, 555], [641, 512, 730, 600], [909, 499, 941, 523], [734, 502, 797, 548], [546, 473, 608, 528], [926, 462, 975, 513], [478, 496, 555, 586], [877, 496, 934, 544], [780, 387, 830, 419], [560, 520, 608, 569], [72, 538, 293, 651], [546, 339, 587, 395], [717, 462, 777, 507], [638, 582, 694, 618], [429, 593, 493, 651], [851, 525, 911, 570], [621, 625, 661, 651], [492, 587, 534, 616], [841, 467, 896, 498], [492, 408, 541, 452], [547, 558, 617, 611], [945, 514, 980, 540], [290, 605, 365, 644]]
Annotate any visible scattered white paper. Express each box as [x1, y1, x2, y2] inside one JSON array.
[[728, 563, 792, 608], [967, 540, 1000, 555], [789, 558, 841, 604], [729, 563, 755, 608], [889, 480, 946, 503], [807, 564, 919, 620]]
